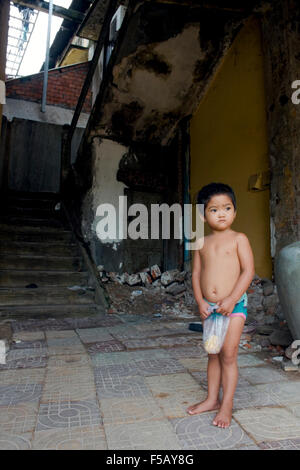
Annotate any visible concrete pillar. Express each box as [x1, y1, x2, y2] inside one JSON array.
[[0, 0, 9, 136], [261, 0, 300, 256], [262, 0, 300, 256]]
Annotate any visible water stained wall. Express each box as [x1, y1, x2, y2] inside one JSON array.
[[79, 136, 181, 273], [261, 0, 300, 255], [73, 1, 260, 273], [86, 2, 246, 146]]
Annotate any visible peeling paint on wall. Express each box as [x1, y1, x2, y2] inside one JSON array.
[[82, 1, 245, 146], [85, 138, 129, 245], [96, 25, 203, 143], [73, 1, 257, 273]]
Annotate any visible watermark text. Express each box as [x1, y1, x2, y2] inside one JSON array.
[[95, 197, 204, 250]]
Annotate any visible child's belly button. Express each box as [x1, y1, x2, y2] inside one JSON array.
[[211, 288, 218, 297]]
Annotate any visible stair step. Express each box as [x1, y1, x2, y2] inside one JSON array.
[[0, 254, 84, 271], [0, 223, 72, 234], [0, 206, 60, 219], [0, 216, 65, 228], [2, 191, 59, 206], [0, 193, 105, 317], [0, 287, 95, 306], [0, 241, 79, 256], [0, 270, 89, 287], [0, 228, 74, 243], [0, 303, 105, 320], [3, 190, 58, 197]]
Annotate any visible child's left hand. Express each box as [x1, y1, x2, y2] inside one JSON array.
[[215, 296, 236, 316]]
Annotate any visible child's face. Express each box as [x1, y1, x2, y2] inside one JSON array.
[[204, 194, 236, 231]]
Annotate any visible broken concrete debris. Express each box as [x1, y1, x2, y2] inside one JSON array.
[[272, 356, 284, 363], [161, 269, 180, 286], [100, 264, 188, 295], [130, 290, 143, 298], [285, 343, 299, 360], [103, 266, 194, 319], [281, 359, 299, 372], [127, 274, 142, 286], [139, 272, 152, 286], [269, 329, 293, 347], [261, 278, 274, 296], [165, 283, 186, 296], [102, 267, 295, 359], [150, 264, 161, 280], [101, 268, 284, 322]]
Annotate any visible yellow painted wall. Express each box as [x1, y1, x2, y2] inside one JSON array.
[[190, 17, 272, 278], [60, 48, 89, 67]]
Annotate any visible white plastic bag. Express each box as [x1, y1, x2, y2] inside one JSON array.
[[203, 309, 230, 354]]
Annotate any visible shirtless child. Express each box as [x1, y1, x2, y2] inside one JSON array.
[[187, 182, 255, 428]]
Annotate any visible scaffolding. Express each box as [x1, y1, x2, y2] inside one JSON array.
[[6, 2, 39, 79]]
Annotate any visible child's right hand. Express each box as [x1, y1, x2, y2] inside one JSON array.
[[197, 300, 211, 321]]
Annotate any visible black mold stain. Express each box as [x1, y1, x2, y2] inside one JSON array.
[[198, 10, 227, 51], [116, 3, 188, 61], [134, 109, 182, 143], [144, 57, 171, 75], [143, 124, 159, 141], [193, 58, 211, 82], [139, 4, 188, 43], [279, 94, 289, 106], [111, 101, 144, 142], [133, 50, 172, 76], [116, 144, 168, 191]]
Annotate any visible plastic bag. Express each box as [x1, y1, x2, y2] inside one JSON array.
[[203, 307, 230, 354]]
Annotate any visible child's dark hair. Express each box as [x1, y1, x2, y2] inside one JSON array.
[[196, 182, 237, 213]]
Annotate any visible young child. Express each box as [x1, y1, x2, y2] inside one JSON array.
[[187, 182, 255, 428]]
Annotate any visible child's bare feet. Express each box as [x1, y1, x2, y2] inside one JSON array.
[[187, 398, 221, 415], [212, 404, 232, 428]]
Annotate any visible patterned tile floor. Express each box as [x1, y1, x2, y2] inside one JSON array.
[[0, 312, 299, 450]]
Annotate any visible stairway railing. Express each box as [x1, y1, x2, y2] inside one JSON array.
[[60, 0, 120, 192]]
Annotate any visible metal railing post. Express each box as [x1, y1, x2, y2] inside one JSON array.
[[41, 0, 53, 112]]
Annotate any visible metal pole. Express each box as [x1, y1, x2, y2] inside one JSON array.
[[41, 0, 53, 112]]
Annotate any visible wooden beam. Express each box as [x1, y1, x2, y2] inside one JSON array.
[[11, 0, 85, 23], [144, 0, 248, 13]]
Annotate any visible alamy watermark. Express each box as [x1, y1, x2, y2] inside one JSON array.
[[0, 340, 7, 365], [291, 340, 300, 366], [95, 197, 204, 250], [291, 80, 300, 104]]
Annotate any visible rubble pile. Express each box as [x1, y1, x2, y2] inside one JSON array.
[[98, 264, 189, 293], [98, 264, 298, 370], [99, 265, 284, 324], [99, 264, 196, 319], [246, 275, 284, 324], [239, 324, 298, 371]]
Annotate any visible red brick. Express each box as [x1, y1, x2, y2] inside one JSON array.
[[6, 61, 92, 112]]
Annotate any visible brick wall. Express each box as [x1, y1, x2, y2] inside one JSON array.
[[5, 62, 92, 113]]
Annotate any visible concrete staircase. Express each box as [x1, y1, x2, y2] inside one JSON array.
[[0, 192, 104, 319]]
